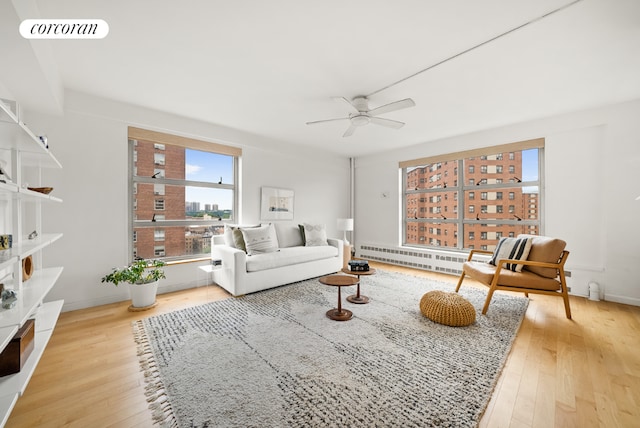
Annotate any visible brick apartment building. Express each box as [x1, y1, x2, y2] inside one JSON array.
[[405, 151, 539, 250], [133, 140, 186, 259]]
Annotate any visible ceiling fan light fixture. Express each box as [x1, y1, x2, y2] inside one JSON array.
[[307, 94, 415, 136], [350, 113, 370, 127]]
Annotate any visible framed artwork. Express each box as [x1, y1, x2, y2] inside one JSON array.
[[261, 187, 294, 220]]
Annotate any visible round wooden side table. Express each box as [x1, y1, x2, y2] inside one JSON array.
[[319, 274, 359, 321], [341, 267, 376, 304]]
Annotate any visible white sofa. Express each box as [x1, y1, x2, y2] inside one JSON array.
[[210, 222, 343, 296]]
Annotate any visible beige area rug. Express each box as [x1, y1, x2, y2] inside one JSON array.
[[132, 269, 528, 427]]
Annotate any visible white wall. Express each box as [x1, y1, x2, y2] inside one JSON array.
[[354, 99, 640, 306], [25, 91, 350, 311]]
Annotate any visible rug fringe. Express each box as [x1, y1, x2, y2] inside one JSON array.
[[132, 319, 178, 427]]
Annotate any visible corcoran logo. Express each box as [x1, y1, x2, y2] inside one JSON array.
[[20, 19, 109, 39]]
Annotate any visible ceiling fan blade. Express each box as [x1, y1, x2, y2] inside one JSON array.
[[343, 125, 357, 137], [306, 117, 349, 125], [370, 117, 405, 129], [333, 96, 359, 112], [368, 98, 415, 116]]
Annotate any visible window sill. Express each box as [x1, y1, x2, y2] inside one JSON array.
[[165, 257, 210, 267]]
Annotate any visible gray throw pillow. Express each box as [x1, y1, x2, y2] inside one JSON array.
[[302, 223, 328, 246]]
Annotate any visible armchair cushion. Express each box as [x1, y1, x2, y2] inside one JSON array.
[[488, 236, 532, 272], [463, 261, 562, 291], [518, 234, 566, 278]]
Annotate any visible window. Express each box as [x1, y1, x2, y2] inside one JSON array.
[[129, 127, 241, 262], [402, 139, 543, 250], [154, 153, 165, 166]]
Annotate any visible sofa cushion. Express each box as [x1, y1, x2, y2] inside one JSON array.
[[488, 236, 532, 272], [224, 223, 259, 249], [302, 223, 328, 246], [242, 224, 279, 255], [246, 245, 338, 272], [518, 234, 566, 278], [463, 261, 561, 291], [275, 222, 304, 248], [232, 229, 248, 251]]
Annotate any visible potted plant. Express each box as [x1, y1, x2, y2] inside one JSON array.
[[101, 258, 166, 309]]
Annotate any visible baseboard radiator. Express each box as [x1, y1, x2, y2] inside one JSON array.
[[356, 243, 472, 276]]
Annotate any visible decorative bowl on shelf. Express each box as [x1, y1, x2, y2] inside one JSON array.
[[28, 187, 53, 195]]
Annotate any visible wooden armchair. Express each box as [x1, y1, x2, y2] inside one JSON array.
[[455, 235, 571, 319]]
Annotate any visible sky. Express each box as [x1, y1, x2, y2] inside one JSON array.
[[184, 149, 234, 210], [522, 148, 539, 193], [522, 148, 539, 182]]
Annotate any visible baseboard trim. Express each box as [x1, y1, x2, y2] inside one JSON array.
[[603, 294, 640, 307], [59, 279, 206, 312]]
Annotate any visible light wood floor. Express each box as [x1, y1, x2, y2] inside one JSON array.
[[6, 262, 640, 427]]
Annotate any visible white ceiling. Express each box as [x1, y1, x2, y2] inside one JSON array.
[[2, 0, 640, 157]]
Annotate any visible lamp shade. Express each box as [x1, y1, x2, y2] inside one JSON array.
[[337, 218, 354, 231]]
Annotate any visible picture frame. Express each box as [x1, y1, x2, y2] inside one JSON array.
[[261, 186, 294, 220]]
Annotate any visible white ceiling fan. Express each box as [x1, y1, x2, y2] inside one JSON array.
[[306, 96, 415, 137]]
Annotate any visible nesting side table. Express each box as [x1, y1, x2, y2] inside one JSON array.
[[341, 267, 376, 304]]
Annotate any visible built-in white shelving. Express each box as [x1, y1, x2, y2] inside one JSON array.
[[0, 300, 64, 395], [0, 234, 63, 272], [0, 97, 64, 427], [0, 395, 17, 428]]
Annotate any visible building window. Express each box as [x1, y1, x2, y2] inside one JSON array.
[[129, 127, 241, 262], [154, 153, 165, 166], [402, 139, 543, 250]]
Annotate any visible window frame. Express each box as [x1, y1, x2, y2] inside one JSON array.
[[400, 138, 544, 251], [128, 127, 241, 262]]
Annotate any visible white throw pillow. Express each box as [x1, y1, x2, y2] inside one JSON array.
[[224, 223, 260, 250], [302, 223, 328, 247], [242, 224, 279, 255], [223, 224, 238, 247], [489, 237, 532, 272]]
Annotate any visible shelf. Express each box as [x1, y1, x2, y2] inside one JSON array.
[[0, 100, 61, 169], [0, 327, 18, 356], [0, 182, 18, 194], [0, 234, 63, 270], [0, 252, 16, 272], [0, 96, 63, 426], [0, 299, 63, 424], [0, 267, 63, 331], [0, 394, 18, 428], [0, 187, 62, 203], [17, 188, 62, 203]]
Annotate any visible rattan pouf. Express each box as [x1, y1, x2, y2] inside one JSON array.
[[420, 290, 476, 327]]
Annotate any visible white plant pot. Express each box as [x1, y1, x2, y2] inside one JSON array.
[[129, 280, 159, 308]]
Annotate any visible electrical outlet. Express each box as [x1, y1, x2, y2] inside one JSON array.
[[564, 270, 571, 277], [567, 286, 571, 292]]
